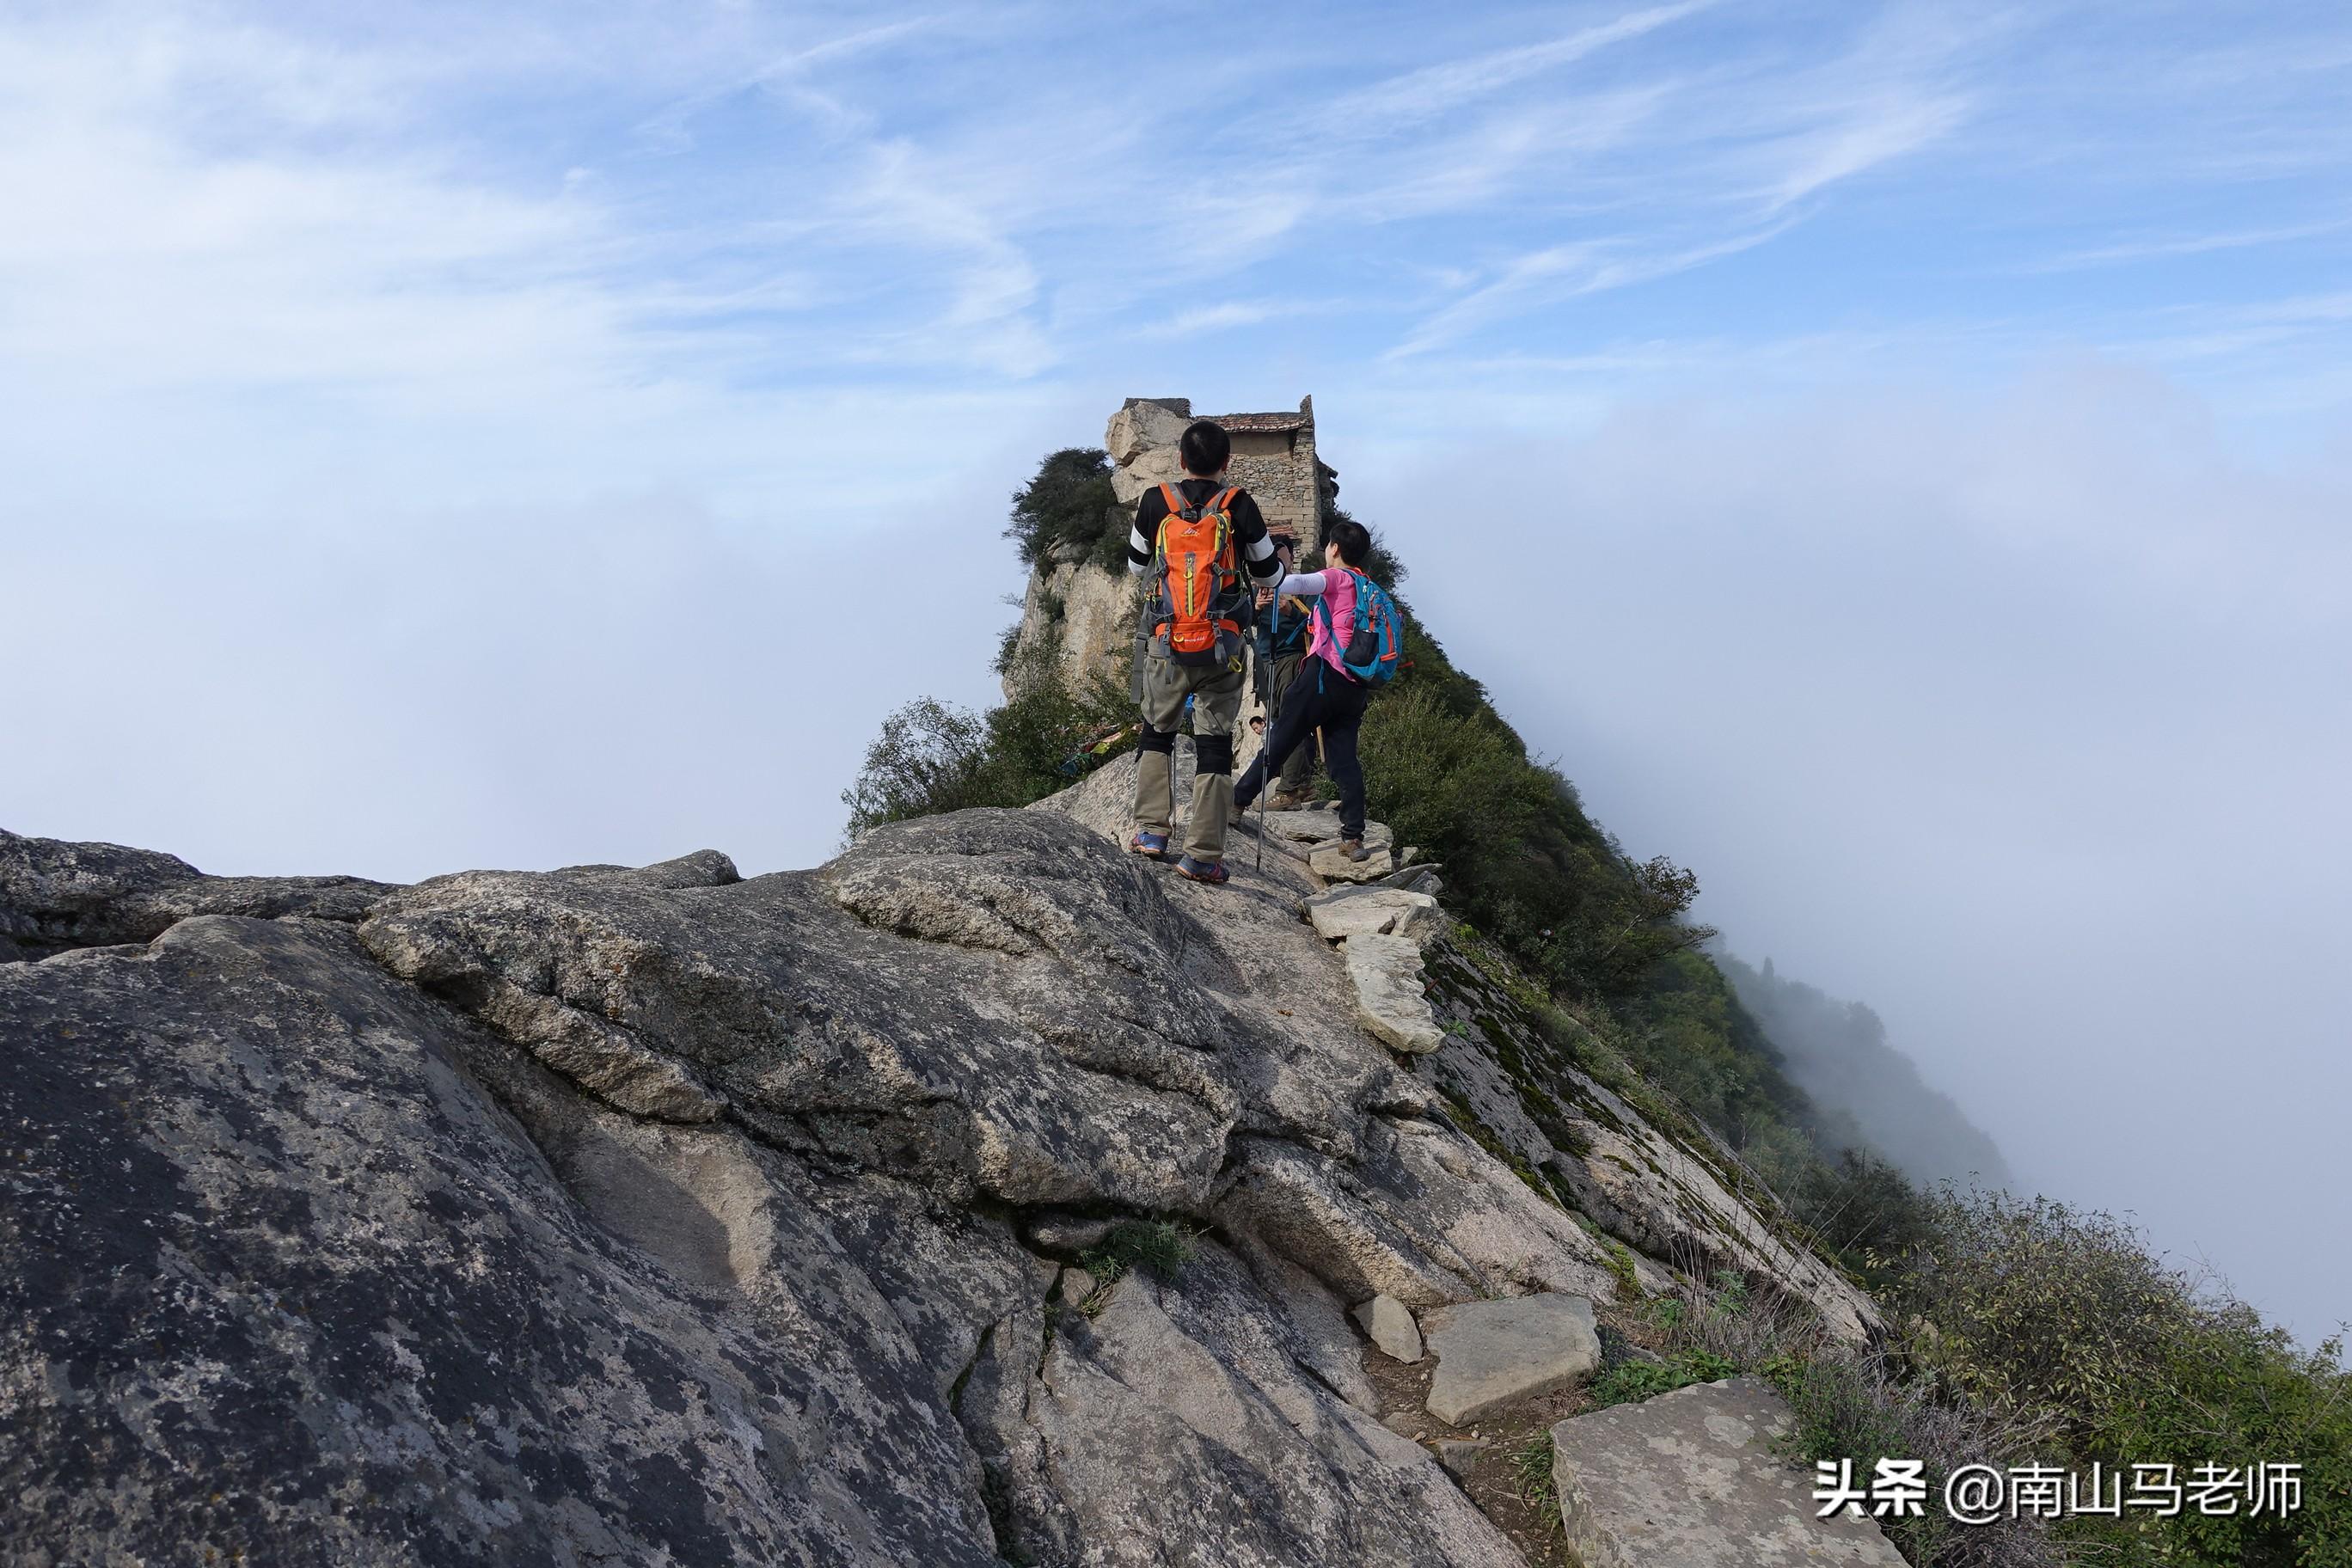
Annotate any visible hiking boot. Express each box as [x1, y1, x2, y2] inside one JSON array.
[[1266, 789, 1310, 812], [1338, 836, 1374, 862], [1173, 855, 1229, 885], [1129, 830, 1170, 858]]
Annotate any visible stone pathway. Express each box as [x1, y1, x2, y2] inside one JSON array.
[[1549, 1376, 1907, 1566], [1419, 1294, 1602, 1426]]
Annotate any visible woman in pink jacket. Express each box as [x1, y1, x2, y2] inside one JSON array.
[[1229, 517, 1380, 867]]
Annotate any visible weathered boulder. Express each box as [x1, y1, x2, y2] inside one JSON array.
[[1303, 883, 1441, 941], [1550, 1376, 1907, 1566], [0, 827, 397, 960], [1261, 807, 1344, 844], [1260, 808, 1391, 848], [1106, 397, 1193, 505], [1421, 1293, 1601, 1426], [1374, 861, 1445, 895], [1346, 932, 1446, 1053], [1351, 1292, 1425, 1363]]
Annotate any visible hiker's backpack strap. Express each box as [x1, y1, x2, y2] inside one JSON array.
[[1161, 481, 1204, 522]]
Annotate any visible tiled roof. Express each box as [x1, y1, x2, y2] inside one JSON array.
[[1212, 411, 1309, 432]]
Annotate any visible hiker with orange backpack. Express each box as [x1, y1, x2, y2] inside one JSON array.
[[1231, 517, 1403, 862], [1126, 420, 1286, 884]]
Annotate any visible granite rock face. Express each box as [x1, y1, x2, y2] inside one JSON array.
[[1, 915, 999, 1567], [1550, 1377, 1907, 1566], [1000, 548, 1142, 701], [3, 792, 1875, 1565]]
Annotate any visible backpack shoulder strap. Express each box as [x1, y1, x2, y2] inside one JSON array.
[[1158, 481, 1188, 515]]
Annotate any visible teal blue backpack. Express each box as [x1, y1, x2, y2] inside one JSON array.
[[1314, 569, 1404, 685]]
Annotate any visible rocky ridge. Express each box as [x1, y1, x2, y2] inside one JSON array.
[[3, 762, 1877, 1565]]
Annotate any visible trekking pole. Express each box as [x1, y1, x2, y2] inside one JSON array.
[[1256, 757, 1267, 872]]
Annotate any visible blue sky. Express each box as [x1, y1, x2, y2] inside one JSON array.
[[5, 2, 2350, 1336]]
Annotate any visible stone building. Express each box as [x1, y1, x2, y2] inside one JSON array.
[[1007, 395, 1340, 701], [1105, 395, 1338, 552]]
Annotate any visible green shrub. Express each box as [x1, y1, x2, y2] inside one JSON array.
[[1771, 1351, 2062, 1568], [1881, 1189, 2352, 1566], [1586, 1347, 1740, 1409], [839, 670, 1132, 842], [1005, 448, 1124, 569], [1890, 1190, 2204, 1427], [1079, 1220, 1197, 1286], [838, 697, 1001, 836]]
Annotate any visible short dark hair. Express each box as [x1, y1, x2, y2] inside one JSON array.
[[1179, 420, 1230, 475], [1324, 518, 1371, 568]]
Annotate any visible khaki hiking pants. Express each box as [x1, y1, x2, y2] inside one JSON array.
[[1134, 652, 1246, 864]]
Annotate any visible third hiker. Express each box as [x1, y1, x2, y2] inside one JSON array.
[[1127, 419, 1285, 884], [1251, 530, 1320, 810]]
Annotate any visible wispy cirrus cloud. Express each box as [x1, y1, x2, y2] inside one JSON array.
[[1307, 1, 1714, 139], [2027, 217, 2352, 272], [1387, 217, 1803, 359]]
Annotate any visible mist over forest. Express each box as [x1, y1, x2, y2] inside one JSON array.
[[1718, 952, 2015, 1193]]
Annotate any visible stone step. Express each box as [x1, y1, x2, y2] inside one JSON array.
[[1420, 1293, 1600, 1426], [1312, 842, 1396, 881], [1302, 884, 1441, 941], [1549, 1376, 1906, 1566]]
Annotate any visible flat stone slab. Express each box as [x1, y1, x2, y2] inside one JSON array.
[[1351, 1292, 1424, 1363], [1312, 842, 1397, 881], [1420, 1293, 1599, 1426], [1344, 934, 1444, 1053], [1302, 885, 1440, 941], [1550, 1376, 1907, 1567]]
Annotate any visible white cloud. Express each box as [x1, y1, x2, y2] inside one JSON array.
[[1369, 362, 2352, 1339], [1387, 217, 1799, 358], [1763, 89, 1969, 209], [1136, 303, 1279, 337], [1308, 1, 1712, 139]]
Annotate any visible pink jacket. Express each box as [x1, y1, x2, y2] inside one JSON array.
[[1277, 570, 1360, 680]]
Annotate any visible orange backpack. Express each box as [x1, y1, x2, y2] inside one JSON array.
[[1145, 482, 1248, 667]]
